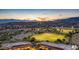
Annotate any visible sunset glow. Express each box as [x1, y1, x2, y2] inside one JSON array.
[[0, 9, 79, 21]]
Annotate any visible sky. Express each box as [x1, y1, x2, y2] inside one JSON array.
[[0, 9, 79, 21]]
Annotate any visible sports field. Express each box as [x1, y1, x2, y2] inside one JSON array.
[[32, 33, 67, 42]]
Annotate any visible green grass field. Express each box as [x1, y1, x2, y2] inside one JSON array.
[[32, 33, 67, 42], [57, 28, 74, 33]]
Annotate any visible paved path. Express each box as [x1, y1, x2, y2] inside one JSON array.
[[38, 42, 75, 50]]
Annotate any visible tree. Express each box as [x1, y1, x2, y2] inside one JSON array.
[[23, 37, 30, 41], [23, 37, 27, 41], [55, 39, 63, 43], [63, 39, 65, 42], [62, 39, 66, 43], [74, 29, 79, 33], [45, 40, 49, 42], [30, 37, 36, 42]]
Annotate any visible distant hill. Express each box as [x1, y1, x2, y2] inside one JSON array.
[[53, 17, 79, 27], [54, 17, 79, 23], [0, 19, 33, 24], [0, 17, 79, 24], [0, 17, 79, 28]]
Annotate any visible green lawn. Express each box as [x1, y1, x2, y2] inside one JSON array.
[[32, 33, 67, 42]]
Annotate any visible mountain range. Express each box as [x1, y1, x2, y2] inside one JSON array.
[[0, 17, 79, 28], [0, 19, 33, 24], [53, 17, 79, 27]]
